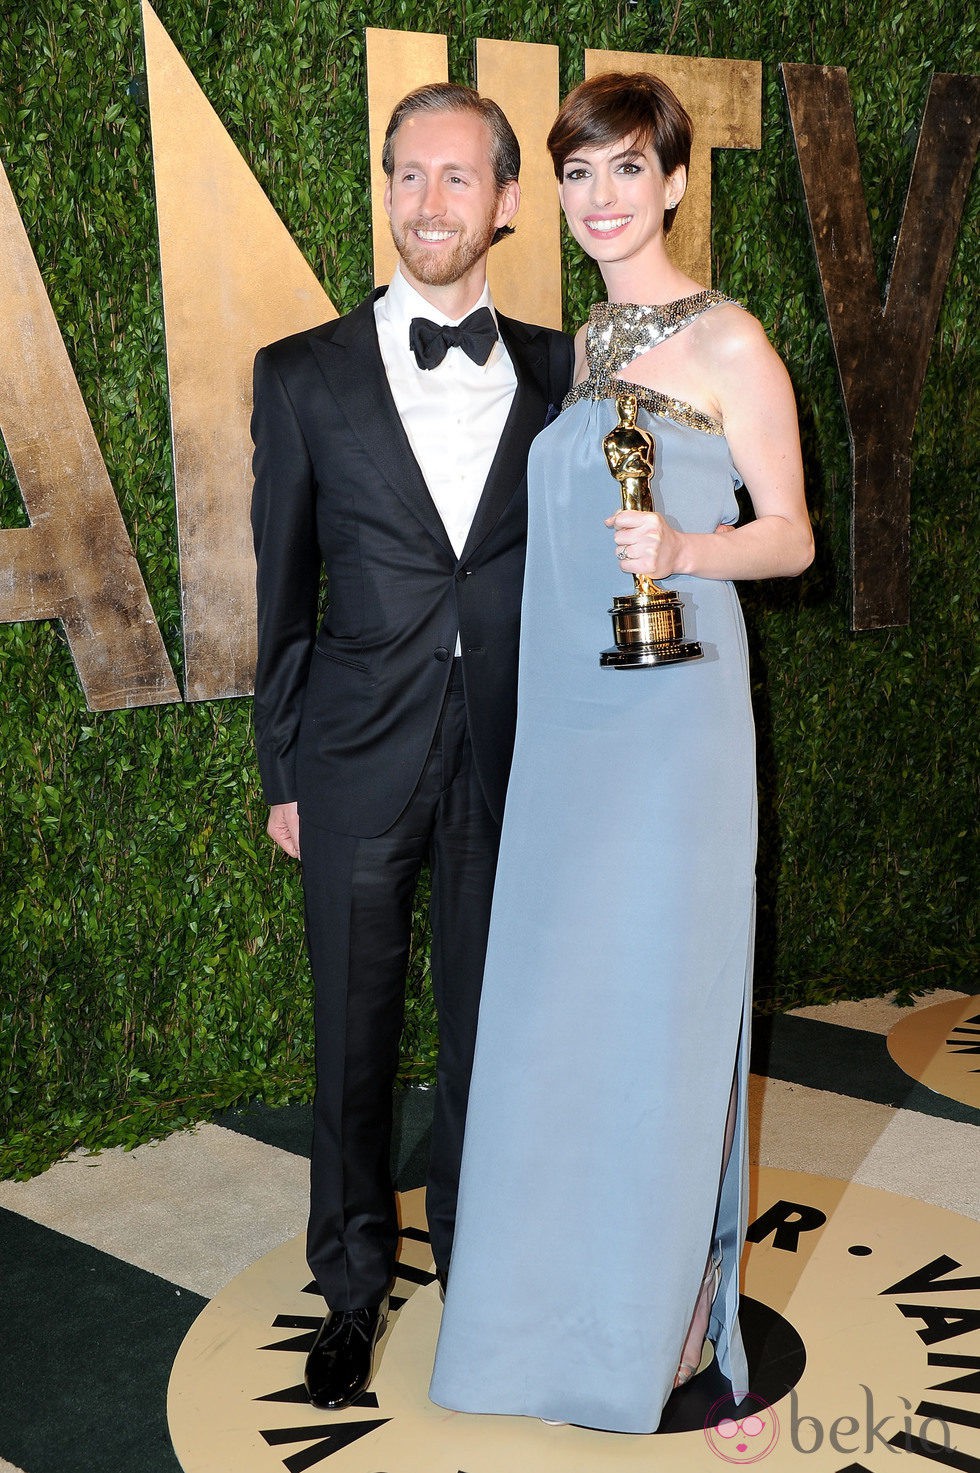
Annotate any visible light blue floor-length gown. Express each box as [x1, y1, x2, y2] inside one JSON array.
[[429, 294, 754, 1434]]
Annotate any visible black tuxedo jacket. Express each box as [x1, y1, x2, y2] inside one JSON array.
[[251, 288, 573, 837]]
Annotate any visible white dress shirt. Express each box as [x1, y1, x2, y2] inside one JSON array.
[[374, 266, 518, 560]]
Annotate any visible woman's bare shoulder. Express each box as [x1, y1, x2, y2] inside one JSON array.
[[688, 302, 783, 386], [700, 300, 773, 357]]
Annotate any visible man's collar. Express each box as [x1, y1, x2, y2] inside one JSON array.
[[379, 265, 495, 330]]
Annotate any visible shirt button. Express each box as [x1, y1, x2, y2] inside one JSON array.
[[434, 647, 451, 662]]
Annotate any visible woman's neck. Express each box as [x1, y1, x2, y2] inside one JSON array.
[[599, 252, 698, 308]]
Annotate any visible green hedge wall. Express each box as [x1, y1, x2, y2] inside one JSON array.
[[1, 0, 977, 1178]]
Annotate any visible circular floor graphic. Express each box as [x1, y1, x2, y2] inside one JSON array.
[[887, 995, 980, 1111], [168, 1170, 980, 1472]]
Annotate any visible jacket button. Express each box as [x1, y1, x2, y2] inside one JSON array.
[[434, 647, 450, 662]]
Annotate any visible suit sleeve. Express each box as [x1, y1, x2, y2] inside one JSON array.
[[250, 346, 322, 807], [549, 329, 575, 406]]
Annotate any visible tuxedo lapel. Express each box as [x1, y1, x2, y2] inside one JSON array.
[[460, 315, 551, 563], [307, 292, 454, 556]]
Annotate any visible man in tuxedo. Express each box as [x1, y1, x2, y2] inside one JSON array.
[[250, 82, 572, 1410]]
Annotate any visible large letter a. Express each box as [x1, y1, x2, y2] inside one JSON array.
[[143, 2, 337, 701]]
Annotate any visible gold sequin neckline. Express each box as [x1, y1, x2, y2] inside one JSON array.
[[563, 291, 732, 435]]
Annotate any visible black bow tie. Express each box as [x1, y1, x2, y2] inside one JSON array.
[[409, 307, 498, 370]]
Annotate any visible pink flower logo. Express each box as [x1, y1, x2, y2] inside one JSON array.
[[704, 1392, 780, 1463]]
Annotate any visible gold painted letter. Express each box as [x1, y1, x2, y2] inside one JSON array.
[[144, 1, 337, 701], [476, 40, 561, 329], [0, 156, 179, 711]]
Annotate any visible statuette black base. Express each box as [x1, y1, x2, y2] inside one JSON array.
[[600, 640, 703, 668]]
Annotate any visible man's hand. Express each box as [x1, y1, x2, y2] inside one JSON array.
[[268, 801, 300, 859]]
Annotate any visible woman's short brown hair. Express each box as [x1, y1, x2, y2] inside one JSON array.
[[547, 71, 693, 235]]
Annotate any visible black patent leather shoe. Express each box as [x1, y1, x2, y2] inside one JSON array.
[[304, 1298, 389, 1410]]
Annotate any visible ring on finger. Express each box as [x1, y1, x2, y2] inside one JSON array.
[[617, 545, 630, 561]]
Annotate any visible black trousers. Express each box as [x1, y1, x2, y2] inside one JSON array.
[[300, 664, 501, 1310]]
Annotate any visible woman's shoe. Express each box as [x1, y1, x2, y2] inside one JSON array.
[[673, 1258, 721, 1388]]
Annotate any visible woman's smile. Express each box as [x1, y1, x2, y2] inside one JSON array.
[[583, 214, 634, 236]]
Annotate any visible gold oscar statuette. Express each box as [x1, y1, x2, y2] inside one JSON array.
[[600, 393, 703, 669]]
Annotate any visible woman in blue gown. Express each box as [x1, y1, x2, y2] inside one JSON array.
[[429, 70, 814, 1434]]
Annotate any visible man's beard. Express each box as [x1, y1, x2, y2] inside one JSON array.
[[391, 211, 498, 287]]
